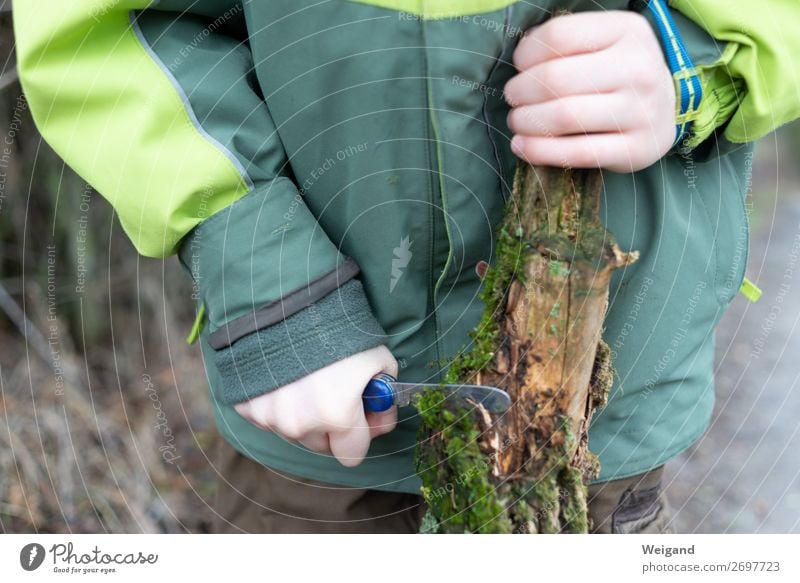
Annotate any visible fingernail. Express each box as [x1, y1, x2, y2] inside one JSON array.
[[511, 135, 524, 156]]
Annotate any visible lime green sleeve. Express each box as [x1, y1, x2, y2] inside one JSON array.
[[669, 0, 800, 147], [12, 0, 250, 257]]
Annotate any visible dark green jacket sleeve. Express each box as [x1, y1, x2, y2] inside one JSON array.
[[15, 0, 388, 405], [136, 8, 389, 405]]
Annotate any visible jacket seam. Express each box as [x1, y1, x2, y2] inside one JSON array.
[[184, 177, 293, 239], [128, 10, 255, 192], [423, 27, 456, 370], [429, 88, 453, 301], [482, 5, 513, 203], [420, 19, 443, 370], [207, 257, 362, 349], [719, 154, 751, 306], [692, 175, 722, 308], [222, 309, 380, 363]]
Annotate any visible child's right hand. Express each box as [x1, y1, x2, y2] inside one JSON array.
[[233, 345, 399, 467]]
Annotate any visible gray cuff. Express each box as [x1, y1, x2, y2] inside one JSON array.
[[214, 278, 388, 405], [207, 257, 360, 350]]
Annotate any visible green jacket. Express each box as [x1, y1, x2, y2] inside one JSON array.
[[14, 0, 800, 493]]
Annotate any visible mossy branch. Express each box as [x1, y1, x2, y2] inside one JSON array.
[[414, 162, 638, 533]]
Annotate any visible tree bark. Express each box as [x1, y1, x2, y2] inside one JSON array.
[[415, 162, 638, 533]]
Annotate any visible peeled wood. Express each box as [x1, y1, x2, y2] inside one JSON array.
[[415, 162, 638, 533]]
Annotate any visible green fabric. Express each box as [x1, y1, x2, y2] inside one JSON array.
[[175, 181, 345, 333], [14, 0, 794, 496], [215, 279, 388, 405], [12, 0, 251, 257], [136, 10, 351, 334], [347, 0, 517, 19], [670, 0, 800, 145], [592, 143, 753, 481]]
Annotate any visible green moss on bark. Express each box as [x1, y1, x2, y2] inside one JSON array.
[[441, 218, 525, 386], [413, 164, 625, 534], [414, 388, 513, 533]]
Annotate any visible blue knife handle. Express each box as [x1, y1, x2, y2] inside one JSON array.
[[362, 373, 397, 413]]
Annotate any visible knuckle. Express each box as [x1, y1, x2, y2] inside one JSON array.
[[385, 358, 399, 378], [278, 422, 303, 441], [552, 103, 575, 133], [646, 93, 669, 125], [625, 99, 647, 127], [536, 64, 563, 99], [233, 401, 250, 417], [281, 410, 313, 440], [248, 404, 273, 429], [639, 68, 660, 91], [287, 425, 309, 441]]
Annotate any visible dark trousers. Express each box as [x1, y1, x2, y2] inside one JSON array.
[[210, 437, 674, 534]]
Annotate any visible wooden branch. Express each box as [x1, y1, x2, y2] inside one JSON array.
[[415, 162, 638, 533]]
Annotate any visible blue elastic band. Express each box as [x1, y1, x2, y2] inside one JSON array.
[[645, 0, 703, 145]]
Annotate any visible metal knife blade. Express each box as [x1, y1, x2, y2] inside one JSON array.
[[362, 373, 512, 414]]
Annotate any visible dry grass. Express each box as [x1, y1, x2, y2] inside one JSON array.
[[0, 261, 220, 534], [1, 21, 223, 532]]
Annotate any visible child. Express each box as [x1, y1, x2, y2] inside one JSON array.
[[15, 0, 800, 533]]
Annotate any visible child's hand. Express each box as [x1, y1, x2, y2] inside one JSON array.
[[233, 345, 398, 467], [504, 11, 676, 173]]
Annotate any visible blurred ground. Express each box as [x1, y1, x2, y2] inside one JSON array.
[[0, 258, 219, 533], [664, 129, 800, 533]]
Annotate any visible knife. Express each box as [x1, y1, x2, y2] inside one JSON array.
[[362, 373, 512, 414]]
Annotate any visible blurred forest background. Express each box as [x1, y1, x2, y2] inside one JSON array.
[[0, 5, 217, 533], [1, 5, 798, 533]]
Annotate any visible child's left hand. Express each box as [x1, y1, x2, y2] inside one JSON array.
[[504, 11, 677, 173]]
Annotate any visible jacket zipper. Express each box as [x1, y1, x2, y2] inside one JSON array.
[[483, 5, 514, 203], [420, 18, 447, 374]]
